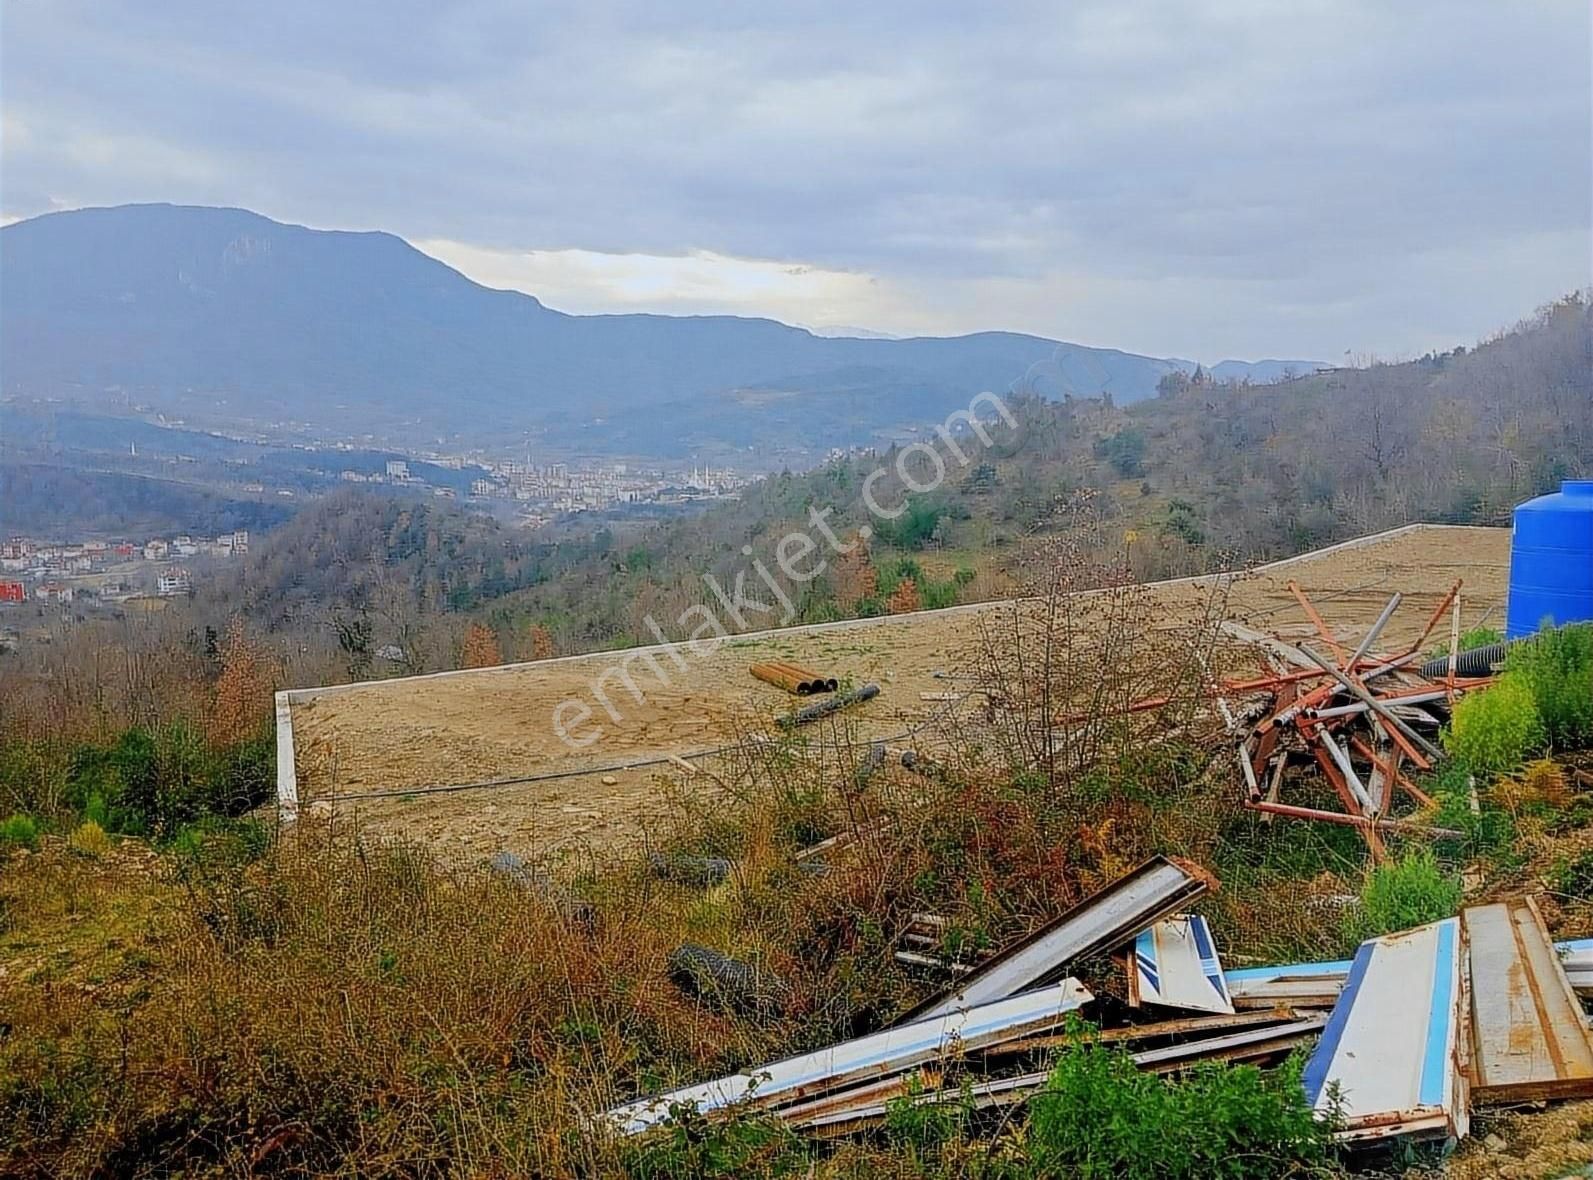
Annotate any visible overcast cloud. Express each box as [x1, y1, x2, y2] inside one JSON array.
[[2, 0, 1588, 361]]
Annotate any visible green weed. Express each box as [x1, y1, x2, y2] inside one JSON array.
[[1351, 849, 1461, 940], [1026, 1021, 1337, 1179], [1444, 676, 1545, 778], [0, 813, 39, 850], [624, 1104, 807, 1179], [1506, 622, 1593, 751]]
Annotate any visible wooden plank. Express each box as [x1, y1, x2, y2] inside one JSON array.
[[1464, 896, 1593, 1103]]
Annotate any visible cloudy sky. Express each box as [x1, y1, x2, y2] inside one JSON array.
[[3, 0, 1588, 361]]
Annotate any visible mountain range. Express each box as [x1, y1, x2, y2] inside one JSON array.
[[0, 204, 1322, 457]]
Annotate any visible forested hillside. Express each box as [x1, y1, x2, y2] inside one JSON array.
[[12, 296, 1584, 688], [464, 294, 1590, 656], [0, 463, 296, 538]]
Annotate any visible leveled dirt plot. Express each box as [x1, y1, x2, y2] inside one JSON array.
[[290, 525, 1509, 856]]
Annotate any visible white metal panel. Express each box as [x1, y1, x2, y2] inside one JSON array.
[[603, 978, 1093, 1135], [1301, 917, 1467, 1140], [1130, 915, 1234, 1014], [911, 857, 1201, 1021]]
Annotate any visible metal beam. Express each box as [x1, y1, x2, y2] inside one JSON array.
[[905, 857, 1207, 1023]]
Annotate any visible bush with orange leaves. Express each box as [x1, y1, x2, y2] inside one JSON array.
[[460, 622, 502, 668], [527, 622, 555, 661], [209, 618, 276, 747], [886, 576, 921, 614]]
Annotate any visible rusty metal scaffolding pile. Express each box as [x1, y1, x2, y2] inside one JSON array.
[[1084, 578, 1492, 857], [1226, 580, 1491, 857]]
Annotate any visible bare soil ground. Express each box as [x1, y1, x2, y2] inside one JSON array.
[[289, 525, 1509, 858]]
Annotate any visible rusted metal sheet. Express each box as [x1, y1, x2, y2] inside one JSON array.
[[1226, 958, 1354, 1010], [602, 978, 1092, 1135], [987, 1007, 1296, 1058], [906, 856, 1207, 1023], [1301, 917, 1469, 1143], [1464, 896, 1593, 1103], [1128, 914, 1234, 1014]]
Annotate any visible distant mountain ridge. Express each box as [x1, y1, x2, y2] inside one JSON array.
[[0, 204, 1323, 454]]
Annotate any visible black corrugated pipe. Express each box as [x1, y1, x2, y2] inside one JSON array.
[[778, 682, 880, 728], [668, 943, 787, 1014], [1418, 642, 1509, 681]]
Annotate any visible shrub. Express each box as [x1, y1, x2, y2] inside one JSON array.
[[1444, 676, 1545, 778], [1492, 758, 1571, 813], [1426, 625, 1503, 664], [624, 1105, 806, 1179], [67, 820, 112, 858], [873, 497, 945, 548], [882, 1074, 974, 1157], [0, 813, 39, 850], [209, 730, 276, 817], [1164, 498, 1206, 546], [1427, 762, 1516, 860], [1354, 849, 1460, 939], [65, 724, 274, 836], [1094, 428, 1148, 478], [1506, 623, 1593, 751], [0, 739, 69, 817], [1552, 849, 1593, 900], [920, 579, 959, 611], [1027, 1023, 1335, 1179]]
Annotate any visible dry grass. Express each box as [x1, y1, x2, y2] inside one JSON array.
[[3, 819, 743, 1176], [0, 537, 1552, 1179], [0, 550, 1291, 1178], [0, 713, 1241, 1178]]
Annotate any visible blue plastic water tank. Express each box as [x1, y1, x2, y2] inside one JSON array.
[[1506, 479, 1593, 638]]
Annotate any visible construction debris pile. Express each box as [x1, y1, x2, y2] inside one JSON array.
[[604, 858, 1593, 1150], [1221, 583, 1491, 859], [1164, 580, 1491, 857], [593, 575, 1587, 1150]]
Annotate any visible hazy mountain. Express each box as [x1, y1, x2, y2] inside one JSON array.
[[0, 205, 1319, 453], [806, 324, 903, 340], [1208, 358, 1326, 383]]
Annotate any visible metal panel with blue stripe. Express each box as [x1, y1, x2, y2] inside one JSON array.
[[1301, 917, 1469, 1143], [1227, 938, 1593, 1008], [1128, 915, 1234, 1014]]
